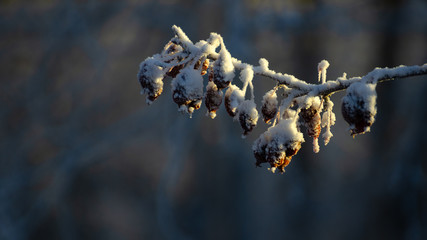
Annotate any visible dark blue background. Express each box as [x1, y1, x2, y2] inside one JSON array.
[[1, 0, 426, 239]]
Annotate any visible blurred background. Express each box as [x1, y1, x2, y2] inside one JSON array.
[[1, 0, 427, 239]]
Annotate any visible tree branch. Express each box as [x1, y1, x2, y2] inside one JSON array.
[[170, 25, 427, 99], [138, 25, 427, 174]]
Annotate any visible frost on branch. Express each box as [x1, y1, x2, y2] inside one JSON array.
[[321, 98, 336, 145], [318, 59, 330, 84], [137, 25, 427, 174], [213, 44, 235, 89]]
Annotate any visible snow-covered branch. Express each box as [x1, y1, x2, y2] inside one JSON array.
[[137, 25, 427, 173]]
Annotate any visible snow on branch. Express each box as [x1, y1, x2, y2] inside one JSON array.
[[137, 25, 427, 174]]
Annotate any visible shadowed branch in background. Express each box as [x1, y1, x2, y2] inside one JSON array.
[[137, 25, 427, 174]]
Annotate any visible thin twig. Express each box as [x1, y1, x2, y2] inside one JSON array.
[[170, 25, 427, 99]]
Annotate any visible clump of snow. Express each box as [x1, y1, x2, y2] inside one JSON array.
[[312, 138, 320, 153], [336, 72, 348, 85], [301, 95, 322, 110], [282, 108, 297, 121], [172, 25, 193, 46], [206, 33, 221, 52], [321, 100, 336, 128], [260, 118, 304, 145], [262, 90, 278, 106], [318, 60, 330, 84], [321, 100, 336, 145], [258, 58, 269, 72], [322, 127, 333, 145], [239, 66, 254, 92], [213, 44, 235, 89], [194, 40, 208, 49], [239, 65, 256, 100]]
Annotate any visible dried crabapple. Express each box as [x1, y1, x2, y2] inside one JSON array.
[[261, 89, 278, 123], [171, 68, 204, 115], [138, 57, 167, 105], [253, 119, 304, 173], [236, 100, 259, 137], [224, 85, 244, 117], [205, 81, 223, 119], [341, 82, 377, 136]]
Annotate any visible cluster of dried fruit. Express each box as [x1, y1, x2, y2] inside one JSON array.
[[137, 40, 264, 140], [137, 26, 385, 173]]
